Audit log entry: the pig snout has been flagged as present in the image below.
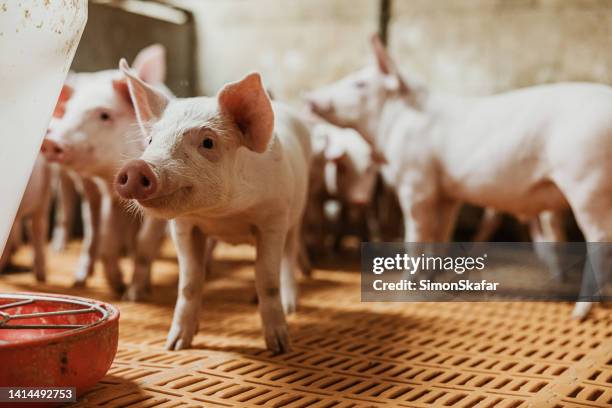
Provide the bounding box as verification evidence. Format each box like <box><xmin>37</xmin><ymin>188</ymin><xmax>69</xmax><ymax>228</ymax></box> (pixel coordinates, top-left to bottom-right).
<box><xmin>115</xmin><ymin>160</ymin><xmax>158</xmax><ymax>200</ymax></box>
<box><xmin>41</xmin><ymin>139</ymin><xmax>68</xmax><ymax>163</ymax></box>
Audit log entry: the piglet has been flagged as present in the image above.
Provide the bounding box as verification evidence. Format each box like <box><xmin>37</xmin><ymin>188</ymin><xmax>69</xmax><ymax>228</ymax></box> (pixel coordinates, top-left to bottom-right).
<box><xmin>115</xmin><ymin>61</ymin><xmax>311</xmax><ymax>353</ymax></box>
<box><xmin>305</xmin><ymin>124</ymin><xmax>381</xmax><ymax>253</ymax></box>
<box><xmin>308</xmin><ymin>35</ymin><xmax>612</xmax><ymax>318</ymax></box>
<box><xmin>42</xmin><ymin>45</ymin><xmax>169</xmax><ymax>299</ymax></box>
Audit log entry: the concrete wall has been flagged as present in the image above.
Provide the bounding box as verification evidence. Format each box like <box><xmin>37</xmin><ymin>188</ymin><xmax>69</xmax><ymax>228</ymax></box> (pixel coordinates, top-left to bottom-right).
<box><xmin>78</xmin><ymin>1</ymin><xmax>612</xmax><ymax>101</ymax></box>
<box><xmin>166</xmin><ymin>0</ymin><xmax>378</xmax><ymax>102</ymax></box>
<box><xmin>73</xmin><ymin>1</ymin><xmax>196</xmax><ymax>97</ymax></box>
<box><xmin>390</xmin><ymin>0</ymin><xmax>612</xmax><ymax>95</ymax></box>
<box><xmin>163</xmin><ymin>0</ymin><xmax>612</xmax><ymax>100</ymax></box>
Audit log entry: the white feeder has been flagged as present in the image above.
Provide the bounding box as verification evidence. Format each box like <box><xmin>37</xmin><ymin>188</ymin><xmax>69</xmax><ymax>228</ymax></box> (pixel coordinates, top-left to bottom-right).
<box><xmin>0</xmin><ymin>0</ymin><xmax>87</xmax><ymax>253</ymax></box>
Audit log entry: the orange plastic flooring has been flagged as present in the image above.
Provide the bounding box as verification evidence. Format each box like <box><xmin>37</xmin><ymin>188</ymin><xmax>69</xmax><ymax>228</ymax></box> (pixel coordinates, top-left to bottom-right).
<box><xmin>0</xmin><ymin>241</ymin><xmax>610</xmax><ymax>407</ymax></box>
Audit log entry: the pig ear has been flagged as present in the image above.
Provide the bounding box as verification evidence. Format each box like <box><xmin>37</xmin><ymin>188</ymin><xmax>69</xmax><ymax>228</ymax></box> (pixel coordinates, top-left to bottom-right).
<box><xmin>53</xmin><ymin>84</ymin><xmax>74</xmax><ymax>118</ymax></box>
<box><xmin>119</xmin><ymin>58</ymin><xmax>170</xmax><ymax>133</ymax></box>
<box><xmin>132</xmin><ymin>44</ymin><xmax>166</xmax><ymax>84</ymax></box>
<box><xmin>112</xmin><ymin>78</ymin><xmax>132</xmax><ymax>107</ymax></box>
<box><xmin>370</xmin><ymin>34</ymin><xmax>409</xmax><ymax>94</ymax></box>
<box><xmin>218</xmin><ymin>72</ymin><xmax>274</xmax><ymax>154</ymax></box>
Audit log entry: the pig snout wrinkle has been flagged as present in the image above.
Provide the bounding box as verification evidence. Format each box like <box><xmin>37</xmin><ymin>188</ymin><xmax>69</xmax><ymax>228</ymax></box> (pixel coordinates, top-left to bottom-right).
<box><xmin>115</xmin><ymin>160</ymin><xmax>158</xmax><ymax>200</ymax></box>
<box><xmin>41</xmin><ymin>139</ymin><xmax>67</xmax><ymax>163</ymax></box>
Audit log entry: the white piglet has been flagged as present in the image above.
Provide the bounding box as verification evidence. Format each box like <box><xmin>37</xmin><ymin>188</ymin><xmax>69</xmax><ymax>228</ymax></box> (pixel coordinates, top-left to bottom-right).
<box><xmin>42</xmin><ymin>45</ymin><xmax>169</xmax><ymax>299</ymax></box>
<box><xmin>307</xmin><ymin>35</ymin><xmax>612</xmax><ymax>319</ymax></box>
<box><xmin>115</xmin><ymin>61</ymin><xmax>311</xmax><ymax>353</ymax></box>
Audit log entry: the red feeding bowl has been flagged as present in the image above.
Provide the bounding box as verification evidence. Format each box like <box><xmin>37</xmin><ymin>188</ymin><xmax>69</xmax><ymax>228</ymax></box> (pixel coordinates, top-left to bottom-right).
<box><xmin>0</xmin><ymin>293</ymin><xmax>119</xmax><ymax>407</ymax></box>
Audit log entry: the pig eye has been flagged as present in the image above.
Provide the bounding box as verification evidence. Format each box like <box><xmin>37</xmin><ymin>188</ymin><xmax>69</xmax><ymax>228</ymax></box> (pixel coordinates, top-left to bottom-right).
<box><xmin>99</xmin><ymin>112</ymin><xmax>111</xmax><ymax>121</ymax></box>
<box><xmin>146</xmin><ymin>136</ymin><xmax>152</xmax><ymax>145</ymax></box>
<box><xmin>202</xmin><ymin>138</ymin><xmax>214</xmax><ymax>149</ymax></box>
<box><xmin>355</xmin><ymin>81</ymin><xmax>367</xmax><ymax>89</ymax></box>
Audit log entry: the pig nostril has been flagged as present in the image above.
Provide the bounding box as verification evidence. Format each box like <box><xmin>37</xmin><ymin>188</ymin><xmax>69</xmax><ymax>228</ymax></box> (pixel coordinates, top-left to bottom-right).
<box><xmin>53</xmin><ymin>147</ymin><xmax>62</xmax><ymax>154</ymax></box>
<box><xmin>141</xmin><ymin>176</ymin><xmax>151</xmax><ymax>188</ymax></box>
<box><xmin>118</xmin><ymin>173</ymin><xmax>128</xmax><ymax>185</ymax></box>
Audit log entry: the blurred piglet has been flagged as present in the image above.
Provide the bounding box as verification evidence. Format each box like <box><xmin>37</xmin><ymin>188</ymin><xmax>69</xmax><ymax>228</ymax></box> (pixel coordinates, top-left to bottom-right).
<box><xmin>305</xmin><ymin>124</ymin><xmax>382</xmax><ymax>254</ymax></box>
<box><xmin>115</xmin><ymin>62</ymin><xmax>311</xmax><ymax>353</ymax></box>
<box><xmin>0</xmin><ymin>155</ymin><xmax>53</xmax><ymax>281</ymax></box>
<box><xmin>307</xmin><ymin>34</ymin><xmax>612</xmax><ymax>319</ymax></box>
<box><xmin>42</xmin><ymin>45</ymin><xmax>169</xmax><ymax>300</ymax></box>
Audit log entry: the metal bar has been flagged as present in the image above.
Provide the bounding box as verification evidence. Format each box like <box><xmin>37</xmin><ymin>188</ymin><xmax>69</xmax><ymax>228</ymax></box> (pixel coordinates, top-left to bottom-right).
<box><xmin>10</xmin><ymin>308</ymin><xmax>97</xmax><ymax>320</ymax></box>
<box><xmin>0</xmin><ymin>324</ymin><xmax>85</xmax><ymax>329</ymax></box>
<box><xmin>378</xmin><ymin>0</ymin><xmax>392</xmax><ymax>45</ymax></box>
<box><xmin>0</xmin><ymin>294</ymin><xmax>111</xmax><ymax>332</ymax></box>
<box><xmin>0</xmin><ymin>299</ymin><xmax>34</xmax><ymax>310</ymax></box>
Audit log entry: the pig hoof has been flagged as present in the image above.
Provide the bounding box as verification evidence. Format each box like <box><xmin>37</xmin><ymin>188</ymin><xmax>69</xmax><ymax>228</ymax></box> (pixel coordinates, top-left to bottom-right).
<box><xmin>35</xmin><ymin>273</ymin><xmax>46</xmax><ymax>283</ymax></box>
<box><xmin>572</xmin><ymin>302</ymin><xmax>593</xmax><ymax>320</ymax></box>
<box><xmin>165</xmin><ymin>326</ymin><xmax>196</xmax><ymax>351</ymax></box>
<box><xmin>264</xmin><ymin>324</ymin><xmax>291</xmax><ymax>354</ymax></box>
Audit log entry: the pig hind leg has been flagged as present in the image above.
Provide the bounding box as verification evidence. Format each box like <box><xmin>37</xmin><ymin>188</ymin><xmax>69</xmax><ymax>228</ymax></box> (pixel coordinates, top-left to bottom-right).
<box><xmin>298</xmin><ymin>239</ymin><xmax>312</xmax><ymax>278</ymax></box>
<box><xmin>203</xmin><ymin>238</ymin><xmax>217</xmax><ymax>277</ymax></box>
<box><xmin>473</xmin><ymin>208</ymin><xmax>504</xmax><ymax>242</ymax></box>
<box><xmin>558</xmin><ymin>179</ymin><xmax>612</xmax><ymax>319</ymax></box>
<box><xmin>436</xmin><ymin>199</ymin><xmax>460</xmax><ymax>242</ymax></box>
<box><xmin>529</xmin><ymin>211</ymin><xmax>567</xmax><ymax>281</ymax></box>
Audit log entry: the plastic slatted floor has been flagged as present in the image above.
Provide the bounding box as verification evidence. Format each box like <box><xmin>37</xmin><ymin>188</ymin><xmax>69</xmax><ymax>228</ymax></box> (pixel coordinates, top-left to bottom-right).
<box><xmin>0</xmin><ymin>242</ymin><xmax>610</xmax><ymax>407</ymax></box>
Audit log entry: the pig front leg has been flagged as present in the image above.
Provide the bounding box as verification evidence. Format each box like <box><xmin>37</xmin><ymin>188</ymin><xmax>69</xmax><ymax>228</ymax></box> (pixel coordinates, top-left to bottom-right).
<box><xmin>29</xmin><ymin>188</ymin><xmax>52</xmax><ymax>282</ymax></box>
<box><xmin>51</xmin><ymin>169</ymin><xmax>77</xmax><ymax>252</ymax></box>
<box><xmin>397</xmin><ymin>182</ymin><xmax>439</xmax><ymax>243</ymax></box>
<box><xmin>397</xmin><ymin>182</ymin><xmax>442</xmax><ymax>279</ymax></box>
<box><xmin>97</xmin><ymin>196</ymin><xmax>127</xmax><ymax>294</ymax></box>
<box><xmin>166</xmin><ymin>220</ymin><xmax>208</xmax><ymax>350</ymax></box>
<box><xmin>124</xmin><ymin>217</ymin><xmax>167</xmax><ymax>302</ymax></box>
<box><xmin>31</xmin><ymin>162</ymin><xmax>53</xmax><ymax>282</ymax></box>
<box><xmin>254</xmin><ymin>224</ymin><xmax>291</xmax><ymax>354</ymax></box>
<box><xmin>74</xmin><ymin>178</ymin><xmax>101</xmax><ymax>286</ymax></box>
